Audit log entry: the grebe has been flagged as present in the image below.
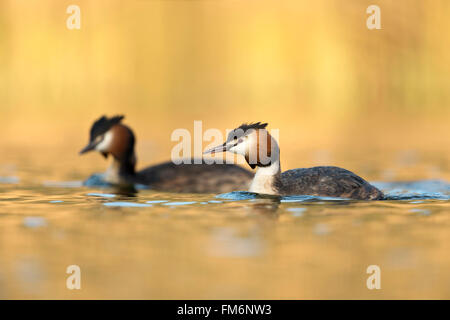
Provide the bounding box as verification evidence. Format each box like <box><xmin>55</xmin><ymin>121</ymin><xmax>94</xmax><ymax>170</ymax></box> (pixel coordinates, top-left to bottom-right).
<box><xmin>79</xmin><ymin>115</ymin><xmax>252</xmax><ymax>193</ymax></box>
<box><xmin>204</xmin><ymin>122</ymin><xmax>384</xmax><ymax>200</ymax></box>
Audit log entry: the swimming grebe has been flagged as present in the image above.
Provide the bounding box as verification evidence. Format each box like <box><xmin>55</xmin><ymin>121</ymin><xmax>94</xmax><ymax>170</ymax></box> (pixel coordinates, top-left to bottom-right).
<box><xmin>204</xmin><ymin>122</ymin><xmax>384</xmax><ymax>200</ymax></box>
<box><xmin>79</xmin><ymin>115</ymin><xmax>253</xmax><ymax>193</ymax></box>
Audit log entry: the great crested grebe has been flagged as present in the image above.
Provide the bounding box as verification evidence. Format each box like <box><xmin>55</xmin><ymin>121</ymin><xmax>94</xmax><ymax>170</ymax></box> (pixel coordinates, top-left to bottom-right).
<box><xmin>204</xmin><ymin>122</ymin><xmax>384</xmax><ymax>200</ymax></box>
<box><xmin>79</xmin><ymin>115</ymin><xmax>252</xmax><ymax>193</ymax></box>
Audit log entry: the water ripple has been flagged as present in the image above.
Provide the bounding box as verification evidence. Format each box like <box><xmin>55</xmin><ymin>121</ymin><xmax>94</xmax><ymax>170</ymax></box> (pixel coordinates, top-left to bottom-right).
<box><xmin>103</xmin><ymin>202</ymin><xmax>152</xmax><ymax>208</ymax></box>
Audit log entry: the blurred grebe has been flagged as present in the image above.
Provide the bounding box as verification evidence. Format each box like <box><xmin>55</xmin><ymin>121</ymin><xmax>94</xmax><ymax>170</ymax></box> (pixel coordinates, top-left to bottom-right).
<box><xmin>79</xmin><ymin>115</ymin><xmax>252</xmax><ymax>193</ymax></box>
<box><xmin>204</xmin><ymin>122</ymin><xmax>384</xmax><ymax>200</ymax></box>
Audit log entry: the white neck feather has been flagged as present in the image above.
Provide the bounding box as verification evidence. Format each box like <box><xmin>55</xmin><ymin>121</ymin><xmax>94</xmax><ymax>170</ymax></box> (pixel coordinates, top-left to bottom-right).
<box><xmin>103</xmin><ymin>152</ymin><xmax>136</xmax><ymax>185</ymax></box>
<box><xmin>249</xmin><ymin>159</ymin><xmax>281</xmax><ymax>195</ymax></box>
<box><xmin>104</xmin><ymin>158</ymin><xmax>123</xmax><ymax>184</ymax></box>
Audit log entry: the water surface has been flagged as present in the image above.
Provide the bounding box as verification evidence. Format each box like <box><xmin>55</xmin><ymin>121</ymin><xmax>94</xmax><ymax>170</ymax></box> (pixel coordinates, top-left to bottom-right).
<box><xmin>1</xmin><ymin>163</ymin><xmax>449</xmax><ymax>299</ymax></box>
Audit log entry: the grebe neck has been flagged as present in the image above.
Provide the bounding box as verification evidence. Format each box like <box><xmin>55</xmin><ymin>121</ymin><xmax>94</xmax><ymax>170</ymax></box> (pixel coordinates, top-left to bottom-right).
<box><xmin>249</xmin><ymin>159</ymin><xmax>281</xmax><ymax>195</ymax></box>
<box><xmin>104</xmin><ymin>153</ymin><xmax>136</xmax><ymax>185</ymax></box>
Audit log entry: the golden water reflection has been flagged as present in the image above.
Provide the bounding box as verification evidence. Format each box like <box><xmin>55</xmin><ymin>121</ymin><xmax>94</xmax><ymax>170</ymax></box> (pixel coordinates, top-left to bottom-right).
<box><xmin>0</xmin><ymin>172</ymin><xmax>449</xmax><ymax>299</ymax></box>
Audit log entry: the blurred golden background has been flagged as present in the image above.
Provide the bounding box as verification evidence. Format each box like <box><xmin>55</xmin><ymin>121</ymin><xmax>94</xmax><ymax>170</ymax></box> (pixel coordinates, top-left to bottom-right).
<box><xmin>0</xmin><ymin>0</ymin><xmax>449</xmax><ymax>180</ymax></box>
<box><xmin>1</xmin><ymin>1</ymin><xmax>450</xmax><ymax>300</ymax></box>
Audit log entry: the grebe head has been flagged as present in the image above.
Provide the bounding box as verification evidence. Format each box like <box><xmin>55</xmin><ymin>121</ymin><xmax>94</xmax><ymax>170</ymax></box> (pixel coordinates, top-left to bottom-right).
<box><xmin>79</xmin><ymin>115</ymin><xmax>135</xmax><ymax>161</ymax></box>
<box><xmin>204</xmin><ymin>122</ymin><xmax>279</xmax><ymax>169</ymax></box>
